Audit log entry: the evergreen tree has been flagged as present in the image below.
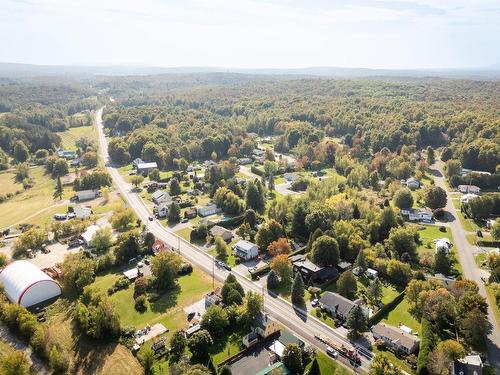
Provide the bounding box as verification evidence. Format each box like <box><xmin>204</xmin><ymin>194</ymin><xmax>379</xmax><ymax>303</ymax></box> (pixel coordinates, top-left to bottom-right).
<box><xmin>267</xmin><ymin>269</ymin><xmax>280</xmax><ymax>289</ymax></box>
<box><xmin>245</xmin><ymin>180</ymin><xmax>265</xmax><ymax>212</ymax></box>
<box><xmin>354</xmin><ymin>249</ymin><xmax>367</xmax><ymax>271</ymax></box>
<box><xmin>352</xmin><ymin>203</ymin><xmax>361</xmax><ymax>219</ymax></box>
<box><xmin>291</xmin><ymin>272</ymin><xmax>305</xmax><ymax>306</ymax></box>
<box><xmin>219</xmin><ymin>365</ymin><xmax>232</xmax><ymax>375</ymax></box>
<box><xmin>366</xmin><ymin>277</ymin><xmax>383</xmax><ymax>306</ymax></box>
<box><xmin>346</xmin><ymin>304</ymin><xmax>368</xmax><ymax>339</ymax></box>
<box><xmin>307</xmin><ymin>356</ymin><xmax>321</xmax><ymax>375</ymax></box>
<box><xmin>426</xmin><ymin>146</ymin><xmax>435</xmax><ymax>165</ymax></box>
<box><xmin>207</xmin><ymin>357</ymin><xmax>216</xmax><ymax>375</ymax></box>
<box><xmin>54</xmin><ymin>176</ymin><xmax>63</xmax><ymax>200</ymax></box>
<box><xmin>268</xmin><ymin>173</ymin><xmax>275</xmax><ymax>191</ymax></box>
<box><xmin>434</xmin><ymin>250</ymin><xmax>451</xmax><ymax>275</ymax></box>
<box><xmin>168</xmin><ymin>202</ymin><xmax>181</xmax><ymax>223</ymax></box>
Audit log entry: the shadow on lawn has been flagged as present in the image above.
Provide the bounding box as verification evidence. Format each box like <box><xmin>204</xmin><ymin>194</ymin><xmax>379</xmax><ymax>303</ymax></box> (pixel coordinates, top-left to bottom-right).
<box><xmin>149</xmin><ymin>284</ymin><xmax>181</xmax><ymax>313</ymax></box>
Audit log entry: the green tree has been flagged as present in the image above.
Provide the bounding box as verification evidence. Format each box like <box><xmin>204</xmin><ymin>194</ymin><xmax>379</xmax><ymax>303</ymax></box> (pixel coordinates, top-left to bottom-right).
<box><xmin>307</xmin><ymin>356</ymin><xmax>320</xmax><ymax>375</ymax></box>
<box><xmin>114</xmin><ymin>231</ymin><xmax>140</xmax><ymax>264</ymax></box>
<box><xmin>169</xmin><ymin>330</ymin><xmax>187</xmax><ymax>358</ymax></box>
<box><xmin>270</xmin><ymin>254</ymin><xmax>292</xmax><ymax>282</ymax></box>
<box><xmin>219</xmin><ymin>365</ymin><xmax>232</xmax><ymax>375</ymax></box>
<box><xmin>139</xmin><ymin>347</ymin><xmax>155</xmax><ymax>375</ymax></box>
<box><xmin>426</xmin><ymin>146</ymin><xmax>435</xmax><ymax>165</ymax></box>
<box><xmin>15</xmin><ymin>162</ymin><xmax>29</xmax><ymax>182</ymax></box>
<box><xmin>92</xmin><ymin>227</ymin><xmax>113</xmax><ymax>252</ymax></box>
<box><xmin>60</xmin><ymin>253</ymin><xmax>96</xmax><ymax>296</ymax></box>
<box><xmin>459</xmin><ymin>308</ymin><xmax>490</xmax><ymax>351</ymax></box>
<box><xmin>245</xmin><ymin>180</ymin><xmax>265</xmax><ymax>212</ymax></box>
<box><xmin>53</xmin><ymin>176</ymin><xmax>63</xmax><ymax>200</ymax></box>
<box><xmin>170</xmin><ymin>177</ymin><xmax>182</xmax><ymax>195</ymax></box>
<box><xmin>130</xmin><ymin>174</ymin><xmax>144</xmax><ymax>189</ymax></box>
<box><xmin>244</xmin><ymin>291</ymin><xmax>263</xmax><ymax>321</ymax></box>
<box><xmin>444</xmin><ymin>159</ymin><xmax>461</xmax><ymax>178</ymax></box>
<box><xmin>369</xmin><ymin>353</ymin><xmax>402</xmax><ymax>375</ymax></box>
<box><xmin>256</xmin><ymin>220</ymin><xmax>285</xmax><ymax>252</ymax></box>
<box><xmin>13</xmin><ymin>140</ymin><xmax>29</xmax><ymax>163</ymax></box>
<box><xmin>214</xmin><ymin>236</ymin><xmax>229</xmax><ymax>258</ymax></box>
<box><xmin>386</xmin><ymin>259</ymin><xmax>412</xmax><ymax>285</ymax></box>
<box><xmin>0</xmin><ymin>351</ymin><xmax>31</xmax><ymax>375</ymax></box>
<box><xmin>48</xmin><ymin>345</ymin><xmax>69</xmax><ymax>374</ymax></box>
<box><xmin>366</xmin><ymin>277</ymin><xmax>383</xmax><ymax>306</ymax></box>
<box><xmin>337</xmin><ymin>271</ymin><xmax>357</xmax><ymax>300</ymax></box>
<box><xmin>150</xmin><ymin>251</ymin><xmax>181</xmax><ymax>290</ymax></box>
<box><xmin>168</xmin><ymin>202</ymin><xmax>181</xmax><ymax>223</ymax></box>
<box><xmin>387</xmin><ymin>226</ymin><xmax>417</xmax><ymax>258</ymax></box>
<box><xmin>13</xmin><ymin>227</ymin><xmax>46</xmax><ymax>257</ymax></box>
<box><xmin>491</xmin><ymin>219</ymin><xmax>500</xmax><ymax>240</ymax></box>
<box><xmin>148</xmin><ymin>168</ymin><xmax>160</xmax><ymax>181</ymax></box>
<box><xmin>52</xmin><ymin>158</ymin><xmax>69</xmax><ymax>178</ymax></box>
<box><xmin>434</xmin><ymin>250</ymin><xmax>451</xmax><ymax>275</ymax></box>
<box><xmin>378</xmin><ymin>206</ymin><xmax>398</xmax><ymax>240</ymax></box>
<box><xmin>267</xmin><ymin>269</ymin><xmax>280</xmax><ymax>289</ymax></box>
<box><xmin>441</xmin><ymin>148</ymin><xmax>453</xmax><ymax>162</ymax></box>
<box><xmin>427</xmin><ymin>340</ymin><xmax>465</xmax><ymax>375</ymax></box>
<box><xmin>111</xmin><ymin>208</ymin><xmax>136</xmax><ymax>231</ymax></box>
<box><xmin>291</xmin><ymin>200</ymin><xmax>310</xmax><ymax>239</ymax></box>
<box><xmin>188</xmin><ymin>330</ymin><xmax>213</xmax><ymax>361</ymax></box>
<box><xmin>354</xmin><ymin>249</ymin><xmax>367</xmax><ymax>271</ymax></box>
<box><xmin>291</xmin><ymin>273</ymin><xmax>305</xmax><ymax>306</ymax></box>
<box><xmin>393</xmin><ymin>188</ymin><xmax>414</xmax><ymax>209</ymax></box>
<box><xmin>310</xmin><ymin>235</ymin><xmax>339</xmax><ymax>267</ymax></box>
<box><xmin>424</xmin><ymin>186</ymin><xmax>447</xmax><ymax>210</ymax></box>
<box><xmin>201</xmin><ymin>305</ymin><xmax>229</xmax><ymax>336</ymax></box>
<box><xmin>346</xmin><ymin>304</ymin><xmax>367</xmax><ymax>339</ymax></box>
<box><xmin>282</xmin><ymin>344</ymin><xmax>303</xmax><ymax>375</ymax></box>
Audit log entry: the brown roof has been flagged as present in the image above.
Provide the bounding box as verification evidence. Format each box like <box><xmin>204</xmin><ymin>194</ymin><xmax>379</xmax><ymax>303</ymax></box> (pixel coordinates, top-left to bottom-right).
<box><xmin>372</xmin><ymin>323</ymin><xmax>419</xmax><ymax>350</ymax></box>
<box><xmin>210</xmin><ymin>225</ymin><xmax>232</xmax><ymax>237</ymax></box>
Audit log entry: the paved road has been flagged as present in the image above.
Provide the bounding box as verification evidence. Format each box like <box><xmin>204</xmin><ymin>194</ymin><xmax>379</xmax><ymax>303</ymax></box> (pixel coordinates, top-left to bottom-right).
<box><xmin>431</xmin><ymin>162</ymin><xmax>500</xmax><ymax>370</ymax></box>
<box><xmin>95</xmin><ymin>107</ymin><xmax>372</xmax><ymax>373</ymax></box>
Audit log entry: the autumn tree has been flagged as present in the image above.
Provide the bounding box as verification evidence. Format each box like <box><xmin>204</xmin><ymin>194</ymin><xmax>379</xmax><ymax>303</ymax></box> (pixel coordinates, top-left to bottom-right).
<box><xmin>267</xmin><ymin>237</ymin><xmax>291</xmax><ymax>257</ymax></box>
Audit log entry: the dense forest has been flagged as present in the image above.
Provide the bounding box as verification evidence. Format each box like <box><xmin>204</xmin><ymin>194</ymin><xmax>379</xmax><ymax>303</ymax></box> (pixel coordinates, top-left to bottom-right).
<box><xmin>99</xmin><ymin>77</ymin><xmax>499</xmax><ymax>174</ymax></box>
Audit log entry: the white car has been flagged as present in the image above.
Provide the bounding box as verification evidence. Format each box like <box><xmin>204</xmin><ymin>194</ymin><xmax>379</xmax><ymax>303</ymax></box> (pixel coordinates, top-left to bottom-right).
<box><xmin>326</xmin><ymin>346</ymin><xmax>338</xmax><ymax>358</ymax></box>
<box><xmin>311</xmin><ymin>298</ymin><xmax>319</xmax><ymax>307</ymax></box>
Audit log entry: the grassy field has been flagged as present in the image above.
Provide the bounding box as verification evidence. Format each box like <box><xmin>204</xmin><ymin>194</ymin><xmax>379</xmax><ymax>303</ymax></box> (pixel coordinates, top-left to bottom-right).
<box><xmin>59</xmin><ymin>125</ymin><xmax>97</xmax><ymax>150</ymax></box>
<box><xmin>0</xmin><ymin>167</ymin><xmax>73</xmax><ymax>229</ymax></box>
<box><xmin>304</xmin><ymin>352</ymin><xmax>352</xmax><ymax>375</ymax></box>
<box><xmin>486</xmin><ymin>285</ymin><xmax>500</xmax><ymax>330</ymax></box>
<box><xmin>92</xmin><ymin>268</ymin><xmax>216</xmax><ymax>328</ymax></box>
<box><xmin>381</xmin><ymin>297</ymin><xmax>420</xmax><ymax>335</ymax></box>
<box><xmin>44</xmin><ymin>300</ymin><xmax>142</xmax><ymax>375</ymax></box>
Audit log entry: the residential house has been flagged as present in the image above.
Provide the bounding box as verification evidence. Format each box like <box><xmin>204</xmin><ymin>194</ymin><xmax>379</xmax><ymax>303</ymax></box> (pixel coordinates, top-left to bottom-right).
<box><xmin>458</xmin><ymin>185</ymin><xmax>481</xmax><ymax>194</ymax></box>
<box><xmin>205</xmin><ymin>288</ymin><xmax>223</xmax><ymax>307</ymax></box>
<box><xmin>152</xmin><ymin>240</ymin><xmax>171</xmax><ymax>255</ymax></box>
<box><xmin>151</xmin><ymin>190</ymin><xmax>172</xmax><ymax>205</ymax></box>
<box><xmin>154</xmin><ymin>202</ymin><xmax>169</xmax><ymax>218</ymax></box>
<box><xmin>318</xmin><ymin>292</ymin><xmax>367</xmax><ymax>321</ymax></box>
<box><xmin>123</xmin><ymin>268</ymin><xmax>141</xmax><ymax>281</ymax></box>
<box><xmin>132</xmin><ymin>158</ymin><xmax>144</xmax><ymax>167</ymax></box>
<box><xmin>401</xmin><ymin>208</ymin><xmax>433</xmax><ymax>222</ymax></box>
<box><xmin>136</xmin><ymin>162</ymin><xmax>158</xmax><ymax>176</ymax></box>
<box><xmin>283</xmin><ymin>172</ymin><xmax>299</xmax><ymax>182</ymax></box>
<box><xmin>277</xmin><ymin>330</ymin><xmax>305</xmax><ymax>350</ymax></box>
<box><xmin>238</xmin><ymin>157</ymin><xmax>252</xmax><ymax>165</ymax></box>
<box><xmin>209</xmin><ymin>225</ymin><xmax>233</xmax><ymax>242</ymax></box>
<box><xmin>80</xmin><ymin>225</ymin><xmax>100</xmax><ymax>246</ymax></box>
<box><xmin>74</xmin><ymin>205</ymin><xmax>92</xmax><ymax>219</ymax></box>
<box><xmin>453</xmin><ymin>355</ymin><xmax>483</xmax><ymax>375</ymax></box>
<box><xmin>406</xmin><ymin>177</ymin><xmax>420</xmax><ymax>190</ymax></box>
<box><xmin>427</xmin><ymin>273</ymin><xmax>455</xmax><ymax>290</ymax></box>
<box><xmin>371</xmin><ymin>322</ymin><xmax>420</xmax><ymax>354</ymax></box>
<box><xmin>198</xmin><ymin>204</ymin><xmax>222</xmax><ymax>217</ymax></box>
<box><xmin>460</xmin><ymin>169</ymin><xmax>491</xmax><ymax>177</ymax></box>
<box><xmin>56</xmin><ymin>149</ymin><xmax>76</xmax><ymax>159</ymax></box>
<box><xmin>435</xmin><ymin>238</ymin><xmax>452</xmax><ymax>254</ymax></box>
<box><xmin>75</xmin><ymin>189</ymin><xmax>100</xmax><ymax>201</ymax></box>
<box><xmin>460</xmin><ymin>193</ymin><xmax>479</xmax><ymax>205</ymax></box>
<box><xmin>290</xmin><ymin>254</ymin><xmax>339</xmax><ymax>283</ymax></box>
<box><xmin>366</xmin><ymin>268</ymin><xmax>379</xmax><ymax>279</ymax></box>
<box><xmin>252</xmin><ymin>313</ymin><xmax>280</xmax><ymax>338</ymax></box>
<box><xmin>233</xmin><ymin>240</ymin><xmax>259</xmax><ymax>260</ymax></box>
<box><xmin>337</xmin><ymin>261</ymin><xmax>352</xmax><ymax>273</ymax></box>
<box><xmin>184</xmin><ymin>207</ymin><xmax>197</xmax><ymax>219</ymax></box>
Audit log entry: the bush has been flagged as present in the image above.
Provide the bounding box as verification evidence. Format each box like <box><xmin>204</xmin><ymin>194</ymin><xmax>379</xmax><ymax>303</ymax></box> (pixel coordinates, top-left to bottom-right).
<box><xmin>134</xmin><ymin>295</ymin><xmax>148</xmax><ymax>312</ymax></box>
<box><xmin>315</xmin><ymin>310</ymin><xmax>322</xmax><ymax>318</ymax></box>
<box><xmin>114</xmin><ymin>277</ymin><xmax>131</xmax><ymax>290</ymax></box>
<box><xmin>439</xmin><ymin>226</ymin><xmax>447</xmax><ymax>233</ymax></box>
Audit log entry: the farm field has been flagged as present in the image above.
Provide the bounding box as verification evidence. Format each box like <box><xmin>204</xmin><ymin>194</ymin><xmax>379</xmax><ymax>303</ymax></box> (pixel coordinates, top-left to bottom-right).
<box><xmin>59</xmin><ymin>125</ymin><xmax>97</xmax><ymax>150</ymax></box>
<box><xmin>0</xmin><ymin>167</ymin><xmax>72</xmax><ymax>229</ymax></box>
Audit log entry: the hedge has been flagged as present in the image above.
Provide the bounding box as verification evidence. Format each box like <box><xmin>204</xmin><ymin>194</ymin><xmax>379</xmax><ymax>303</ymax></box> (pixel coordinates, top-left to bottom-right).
<box><xmin>416</xmin><ymin>317</ymin><xmax>437</xmax><ymax>375</ymax></box>
<box><xmin>367</xmin><ymin>291</ymin><xmax>405</xmax><ymax>326</ymax></box>
<box><xmin>217</xmin><ymin>214</ymin><xmax>245</xmax><ymax>229</ymax></box>
<box><xmin>251</xmin><ymin>166</ymin><xmax>265</xmax><ymax>177</ymax></box>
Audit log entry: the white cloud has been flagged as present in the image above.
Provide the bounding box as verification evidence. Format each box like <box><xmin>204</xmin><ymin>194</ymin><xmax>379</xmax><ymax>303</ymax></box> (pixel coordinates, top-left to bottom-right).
<box><xmin>0</xmin><ymin>0</ymin><xmax>498</xmax><ymax>68</ymax></box>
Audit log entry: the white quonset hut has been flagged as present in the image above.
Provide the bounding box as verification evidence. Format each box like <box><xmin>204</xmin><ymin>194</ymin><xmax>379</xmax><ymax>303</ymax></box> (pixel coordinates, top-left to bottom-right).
<box><xmin>0</xmin><ymin>261</ymin><xmax>62</xmax><ymax>308</ymax></box>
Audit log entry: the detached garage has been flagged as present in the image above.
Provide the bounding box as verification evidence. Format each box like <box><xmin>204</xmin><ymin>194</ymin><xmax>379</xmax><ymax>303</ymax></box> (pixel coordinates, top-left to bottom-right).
<box><xmin>0</xmin><ymin>261</ymin><xmax>62</xmax><ymax>308</ymax></box>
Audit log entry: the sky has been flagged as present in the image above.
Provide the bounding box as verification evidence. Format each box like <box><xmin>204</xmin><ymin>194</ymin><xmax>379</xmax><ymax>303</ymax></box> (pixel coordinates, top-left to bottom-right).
<box><xmin>1</xmin><ymin>0</ymin><xmax>499</xmax><ymax>69</ymax></box>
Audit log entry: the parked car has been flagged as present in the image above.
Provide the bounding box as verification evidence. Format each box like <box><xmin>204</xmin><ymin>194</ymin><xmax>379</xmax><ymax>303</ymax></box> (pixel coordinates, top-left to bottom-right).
<box><xmin>311</xmin><ymin>299</ymin><xmax>319</xmax><ymax>307</ymax></box>
<box><xmin>68</xmin><ymin>239</ymin><xmax>84</xmax><ymax>248</ymax></box>
<box><xmin>181</xmin><ymin>218</ymin><xmax>189</xmax><ymax>223</ymax></box>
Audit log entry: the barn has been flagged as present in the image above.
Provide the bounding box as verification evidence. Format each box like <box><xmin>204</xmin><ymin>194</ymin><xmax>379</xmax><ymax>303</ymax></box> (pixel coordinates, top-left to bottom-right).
<box><xmin>0</xmin><ymin>261</ymin><xmax>62</xmax><ymax>308</ymax></box>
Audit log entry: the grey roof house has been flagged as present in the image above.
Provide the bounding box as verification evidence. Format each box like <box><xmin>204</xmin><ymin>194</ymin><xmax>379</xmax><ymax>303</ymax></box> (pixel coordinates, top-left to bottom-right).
<box><xmin>318</xmin><ymin>292</ymin><xmax>366</xmax><ymax>321</ymax></box>
<box><xmin>371</xmin><ymin>322</ymin><xmax>420</xmax><ymax>354</ymax></box>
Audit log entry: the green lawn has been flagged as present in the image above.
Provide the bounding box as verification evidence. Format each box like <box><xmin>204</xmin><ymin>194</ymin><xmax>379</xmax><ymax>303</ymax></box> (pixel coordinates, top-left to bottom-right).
<box><xmin>304</xmin><ymin>352</ymin><xmax>351</xmax><ymax>375</ymax></box>
<box><xmin>59</xmin><ymin>125</ymin><xmax>97</xmax><ymax>150</ymax></box>
<box><xmin>475</xmin><ymin>253</ymin><xmax>488</xmax><ymax>268</ymax></box>
<box><xmin>372</xmin><ymin>347</ymin><xmax>414</xmax><ymax>374</ymax></box>
<box><xmin>486</xmin><ymin>285</ymin><xmax>500</xmax><ymax>330</ymax></box>
<box><xmin>175</xmin><ymin>227</ymin><xmax>192</xmax><ymax>241</ymax></box>
<box><xmin>0</xmin><ymin>167</ymin><xmax>73</xmax><ymax>229</ymax></box>
<box><xmin>381</xmin><ymin>297</ymin><xmax>420</xmax><ymax>335</ymax></box>
<box><xmin>92</xmin><ymin>268</ymin><xmax>216</xmax><ymax>328</ymax></box>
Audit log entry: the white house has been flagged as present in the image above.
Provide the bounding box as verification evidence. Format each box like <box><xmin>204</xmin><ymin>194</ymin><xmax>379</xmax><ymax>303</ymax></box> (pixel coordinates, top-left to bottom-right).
<box><xmin>0</xmin><ymin>261</ymin><xmax>62</xmax><ymax>308</ymax></box>
<box><xmin>460</xmin><ymin>193</ymin><xmax>479</xmax><ymax>205</ymax></box>
<box><xmin>458</xmin><ymin>185</ymin><xmax>481</xmax><ymax>194</ymax></box>
<box><xmin>136</xmin><ymin>162</ymin><xmax>158</xmax><ymax>176</ymax></box>
<box><xmin>233</xmin><ymin>240</ymin><xmax>259</xmax><ymax>260</ymax></box>
<box><xmin>435</xmin><ymin>238</ymin><xmax>452</xmax><ymax>254</ymax></box>
<box><xmin>151</xmin><ymin>190</ymin><xmax>172</xmax><ymax>205</ymax></box>
<box><xmin>366</xmin><ymin>268</ymin><xmax>378</xmax><ymax>279</ymax></box>
<box><xmin>74</xmin><ymin>205</ymin><xmax>92</xmax><ymax>219</ymax></box>
<box><xmin>75</xmin><ymin>189</ymin><xmax>100</xmax><ymax>201</ymax></box>
<box><xmin>154</xmin><ymin>202</ymin><xmax>169</xmax><ymax>218</ymax></box>
<box><xmin>80</xmin><ymin>225</ymin><xmax>100</xmax><ymax>246</ymax></box>
<box><xmin>372</xmin><ymin>323</ymin><xmax>420</xmax><ymax>355</ymax></box>
<box><xmin>401</xmin><ymin>208</ymin><xmax>433</xmax><ymax>222</ymax></box>
<box><xmin>198</xmin><ymin>204</ymin><xmax>222</xmax><ymax>217</ymax></box>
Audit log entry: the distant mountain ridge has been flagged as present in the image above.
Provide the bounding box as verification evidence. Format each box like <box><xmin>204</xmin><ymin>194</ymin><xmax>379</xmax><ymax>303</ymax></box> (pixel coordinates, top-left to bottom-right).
<box><xmin>0</xmin><ymin>62</ymin><xmax>499</xmax><ymax>80</ymax></box>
